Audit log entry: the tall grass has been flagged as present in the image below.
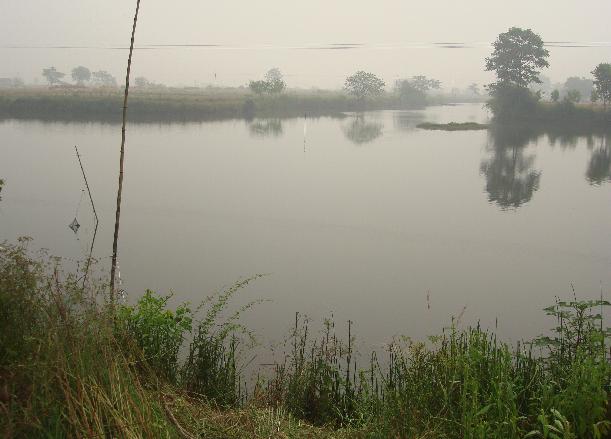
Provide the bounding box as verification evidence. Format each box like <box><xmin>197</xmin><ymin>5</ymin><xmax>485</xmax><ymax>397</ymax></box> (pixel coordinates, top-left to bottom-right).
<box><xmin>0</xmin><ymin>240</ymin><xmax>258</xmax><ymax>437</ymax></box>
<box><xmin>264</xmin><ymin>312</ymin><xmax>610</xmax><ymax>438</ymax></box>
<box><xmin>0</xmin><ymin>238</ymin><xmax>172</xmax><ymax>437</ymax></box>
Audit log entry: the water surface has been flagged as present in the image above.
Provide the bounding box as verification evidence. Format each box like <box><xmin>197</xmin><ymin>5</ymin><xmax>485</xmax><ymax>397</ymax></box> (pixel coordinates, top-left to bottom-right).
<box><xmin>1</xmin><ymin>104</ymin><xmax>610</xmax><ymax>352</ymax></box>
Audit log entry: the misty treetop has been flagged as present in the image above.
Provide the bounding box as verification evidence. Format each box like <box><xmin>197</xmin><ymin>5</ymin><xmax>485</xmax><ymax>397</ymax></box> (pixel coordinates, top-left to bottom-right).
<box><xmin>344</xmin><ymin>71</ymin><xmax>385</xmax><ymax>99</ymax></box>
<box><xmin>566</xmin><ymin>89</ymin><xmax>582</xmax><ymax>104</ymax></box>
<box><xmin>393</xmin><ymin>75</ymin><xmax>441</xmax><ymax>107</ymax></box>
<box><xmin>71</xmin><ymin>66</ymin><xmax>91</xmax><ymax>86</ymax></box>
<box><xmin>264</xmin><ymin>68</ymin><xmax>286</xmax><ymax>92</ymax></box>
<box><xmin>564</xmin><ymin>77</ymin><xmax>593</xmax><ymax>101</ymax></box>
<box><xmin>592</xmin><ymin>63</ymin><xmax>611</xmax><ymax>109</ymax></box>
<box><xmin>485</xmin><ymin>27</ymin><xmax>550</xmax><ymax>89</ymax></box>
<box><xmin>42</xmin><ymin>67</ymin><xmax>66</xmax><ymax>85</ymax></box>
<box><xmin>410</xmin><ymin>75</ymin><xmax>441</xmax><ymax>92</ymax></box>
<box><xmin>248</xmin><ymin>68</ymin><xmax>286</xmax><ymax>95</ymax></box>
<box><xmin>91</xmin><ymin>70</ymin><xmax>117</xmax><ymax>87</ymax></box>
<box><xmin>41</xmin><ymin>66</ymin><xmax>118</xmax><ymax>87</ymax></box>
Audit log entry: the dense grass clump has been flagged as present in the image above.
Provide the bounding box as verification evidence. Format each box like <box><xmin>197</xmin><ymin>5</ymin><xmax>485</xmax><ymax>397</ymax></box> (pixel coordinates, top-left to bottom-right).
<box><xmin>262</xmin><ymin>312</ymin><xmax>610</xmax><ymax>438</ymax></box>
<box><xmin>0</xmin><ymin>240</ymin><xmax>262</xmax><ymax>437</ymax></box>
<box><xmin>0</xmin><ymin>239</ymin><xmax>173</xmax><ymax>437</ymax></box>
<box><xmin>1</xmin><ymin>239</ymin><xmax>610</xmax><ymax>437</ymax></box>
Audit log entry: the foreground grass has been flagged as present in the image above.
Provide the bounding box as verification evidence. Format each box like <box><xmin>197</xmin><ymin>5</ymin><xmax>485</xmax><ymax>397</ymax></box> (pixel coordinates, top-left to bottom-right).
<box><xmin>1</xmin><ymin>239</ymin><xmax>610</xmax><ymax>438</ymax></box>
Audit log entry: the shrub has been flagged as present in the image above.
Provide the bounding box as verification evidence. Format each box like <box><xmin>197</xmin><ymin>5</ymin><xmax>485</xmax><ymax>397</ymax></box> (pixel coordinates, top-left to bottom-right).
<box><xmin>119</xmin><ymin>290</ymin><xmax>192</xmax><ymax>382</ymax></box>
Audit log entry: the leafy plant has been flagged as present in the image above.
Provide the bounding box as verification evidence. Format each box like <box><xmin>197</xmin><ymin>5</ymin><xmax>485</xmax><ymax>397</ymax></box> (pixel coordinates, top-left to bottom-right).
<box><xmin>182</xmin><ymin>275</ymin><xmax>263</xmax><ymax>406</ymax></box>
<box><xmin>524</xmin><ymin>409</ymin><xmax>576</xmax><ymax>439</ymax></box>
<box><xmin>533</xmin><ymin>298</ymin><xmax>611</xmax><ymax>437</ymax></box>
<box><xmin>119</xmin><ymin>290</ymin><xmax>192</xmax><ymax>382</ymax></box>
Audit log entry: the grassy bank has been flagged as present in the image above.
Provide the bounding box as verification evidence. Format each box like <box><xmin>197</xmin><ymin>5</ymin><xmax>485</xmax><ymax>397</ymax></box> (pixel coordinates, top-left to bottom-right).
<box><xmin>0</xmin><ymin>87</ymin><xmax>484</xmax><ymax>123</ymax></box>
<box><xmin>487</xmin><ymin>86</ymin><xmax>611</xmax><ymax>130</ymax></box>
<box><xmin>1</xmin><ymin>239</ymin><xmax>610</xmax><ymax>438</ymax></box>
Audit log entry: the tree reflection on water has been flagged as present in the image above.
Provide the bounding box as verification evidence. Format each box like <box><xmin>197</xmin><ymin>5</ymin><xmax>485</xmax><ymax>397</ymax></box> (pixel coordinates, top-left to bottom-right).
<box><xmin>480</xmin><ymin>125</ymin><xmax>541</xmax><ymax>209</ymax></box>
<box><xmin>586</xmin><ymin>135</ymin><xmax>611</xmax><ymax>185</ymax></box>
<box><xmin>342</xmin><ymin>114</ymin><xmax>383</xmax><ymax>145</ymax></box>
<box><xmin>481</xmin><ymin>124</ymin><xmax>611</xmax><ymax>209</ymax></box>
<box><xmin>248</xmin><ymin>118</ymin><xmax>284</xmax><ymax>138</ymax></box>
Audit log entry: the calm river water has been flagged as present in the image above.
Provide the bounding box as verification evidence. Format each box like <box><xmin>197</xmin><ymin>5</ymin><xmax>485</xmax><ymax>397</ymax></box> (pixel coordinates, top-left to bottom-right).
<box><xmin>1</xmin><ymin>103</ymin><xmax>610</xmax><ymax>352</ymax></box>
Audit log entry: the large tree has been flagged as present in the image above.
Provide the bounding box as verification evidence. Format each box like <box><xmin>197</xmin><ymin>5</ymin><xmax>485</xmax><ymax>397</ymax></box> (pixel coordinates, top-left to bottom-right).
<box><xmin>71</xmin><ymin>66</ymin><xmax>91</xmax><ymax>85</ymax></box>
<box><xmin>485</xmin><ymin>27</ymin><xmax>549</xmax><ymax>89</ymax></box>
<box><xmin>42</xmin><ymin>67</ymin><xmax>65</xmax><ymax>85</ymax></box>
<box><xmin>592</xmin><ymin>63</ymin><xmax>611</xmax><ymax>110</ymax></box>
<box><xmin>344</xmin><ymin>71</ymin><xmax>385</xmax><ymax>100</ymax></box>
<box><xmin>264</xmin><ymin>68</ymin><xmax>286</xmax><ymax>93</ymax></box>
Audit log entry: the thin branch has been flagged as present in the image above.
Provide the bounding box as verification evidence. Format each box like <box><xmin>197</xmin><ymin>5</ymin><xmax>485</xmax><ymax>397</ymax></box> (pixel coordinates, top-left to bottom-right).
<box><xmin>74</xmin><ymin>145</ymin><xmax>99</xmax><ymax>289</ymax></box>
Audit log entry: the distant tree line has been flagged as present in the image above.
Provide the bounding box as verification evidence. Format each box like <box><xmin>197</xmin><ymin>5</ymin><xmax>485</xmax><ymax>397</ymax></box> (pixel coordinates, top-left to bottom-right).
<box><xmin>245</xmin><ymin>67</ymin><xmax>447</xmax><ymax>108</ymax></box>
<box><xmin>22</xmin><ymin>41</ymin><xmax>610</xmax><ymax>118</ymax></box>
<box><xmin>37</xmin><ymin>65</ymin><xmax>177</xmax><ymax>90</ymax></box>
<box><xmin>41</xmin><ymin>66</ymin><xmax>118</xmax><ymax>87</ymax></box>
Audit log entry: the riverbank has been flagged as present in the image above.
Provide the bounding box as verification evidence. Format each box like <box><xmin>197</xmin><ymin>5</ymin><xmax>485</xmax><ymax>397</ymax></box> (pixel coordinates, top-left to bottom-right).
<box><xmin>486</xmin><ymin>88</ymin><xmax>611</xmax><ymax>131</ymax></box>
<box><xmin>0</xmin><ymin>86</ymin><xmax>484</xmax><ymax>123</ymax></box>
<box><xmin>1</xmin><ymin>240</ymin><xmax>609</xmax><ymax>438</ymax></box>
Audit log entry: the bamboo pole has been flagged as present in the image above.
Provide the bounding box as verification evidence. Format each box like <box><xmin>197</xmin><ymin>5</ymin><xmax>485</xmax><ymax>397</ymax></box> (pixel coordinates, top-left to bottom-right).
<box><xmin>110</xmin><ymin>0</ymin><xmax>141</xmax><ymax>308</ymax></box>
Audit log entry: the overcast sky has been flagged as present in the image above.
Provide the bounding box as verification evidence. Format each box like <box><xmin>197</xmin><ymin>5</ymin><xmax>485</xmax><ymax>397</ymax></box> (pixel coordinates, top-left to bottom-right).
<box><xmin>2</xmin><ymin>0</ymin><xmax>611</xmax><ymax>89</ymax></box>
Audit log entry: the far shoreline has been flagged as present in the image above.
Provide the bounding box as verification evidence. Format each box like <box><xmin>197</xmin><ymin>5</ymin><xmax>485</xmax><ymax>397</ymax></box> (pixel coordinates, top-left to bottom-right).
<box><xmin>0</xmin><ymin>86</ymin><xmax>483</xmax><ymax>123</ymax></box>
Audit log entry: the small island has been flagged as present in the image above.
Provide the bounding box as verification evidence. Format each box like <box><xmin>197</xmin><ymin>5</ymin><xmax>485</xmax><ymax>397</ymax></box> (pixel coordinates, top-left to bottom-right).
<box><xmin>417</xmin><ymin>121</ymin><xmax>489</xmax><ymax>131</ymax></box>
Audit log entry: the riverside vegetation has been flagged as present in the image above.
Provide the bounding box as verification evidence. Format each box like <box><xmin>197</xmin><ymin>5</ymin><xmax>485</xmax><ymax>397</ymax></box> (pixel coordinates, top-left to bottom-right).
<box><xmin>1</xmin><ymin>239</ymin><xmax>610</xmax><ymax>438</ymax></box>
<box><xmin>0</xmin><ymin>86</ymin><xmax>483</xmax><ymax>123</ymax></box>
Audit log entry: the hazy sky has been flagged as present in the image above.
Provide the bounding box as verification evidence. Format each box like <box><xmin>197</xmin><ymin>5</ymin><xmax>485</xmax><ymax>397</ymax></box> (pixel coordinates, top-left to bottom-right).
<box><xmin>2</xmin><ymin>0</ymin><xmax>611</xmax><ymax>89</ymax></box>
